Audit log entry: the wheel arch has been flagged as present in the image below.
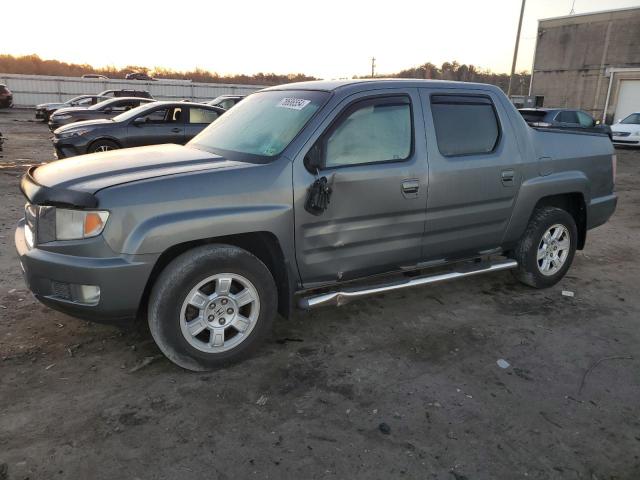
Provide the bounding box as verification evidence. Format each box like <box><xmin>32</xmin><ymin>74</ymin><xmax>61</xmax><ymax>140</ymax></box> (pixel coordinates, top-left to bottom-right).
<box><xmin>87</xmin><ymin>136</ymin><xmax>122</xmax><ymax>152</ymax></box>
<box><xmin>532</xmin><ymin>193</ymin><xmax>587</xmax><ymax>249</ymax></box>
<box><xmin>138</xmin><ymin>232</ymin><xmax>293</xmax><ymax>320</ymax></box>
<box><xmin>503</xmin><ymin>172</ymin><xmax>589</xmax><ymax>250</ymax></box>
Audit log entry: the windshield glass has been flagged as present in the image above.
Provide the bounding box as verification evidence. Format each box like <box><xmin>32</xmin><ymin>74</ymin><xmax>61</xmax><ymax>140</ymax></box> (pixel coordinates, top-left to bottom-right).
<box><xmin>621</xmin><ymin>113</ymin><xmax>640</xmax><ymax>125</ymax></box>
<box><xmin>66</xmin><ymin>95</ymin><xmax>88</xmax><ymax>104</ymax></box>
<box><xmin>208</xmin><ymin>95</ymin><xmax>227</xmax><ymax>105</ymax></box>
<box><xmin>190</xmin><ymin>90</ymin><xmax>329</xmax><ymax>159</ymax></box>
<box><xmin>112</xmin><ymin>103</ymin><xmax>155</xmax><ymax>122</ymax></box>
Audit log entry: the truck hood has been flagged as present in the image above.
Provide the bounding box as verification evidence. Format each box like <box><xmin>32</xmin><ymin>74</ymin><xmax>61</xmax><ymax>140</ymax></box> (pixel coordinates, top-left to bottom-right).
<box><xmin>32</xmin><ymin>144</ymin><xmax>246</xmax><ymax>194</ymax></box>
<box><xmin>51</xmin><ymin>106</ymin><xmax>92</xmax><ymax>116</ymax></box>
<box><xmin>37</xmin><ymin>102</ymin><xmax>66</xmax><ymax>110</ymax></box>
<box><xmin>611</xmin><ymin>124</ymin><xmax>640</xmax><ymax>134</ymax></box>
<box><xmin>54</xmin><ymin>118</ymin><xmax>114</xmax><ymax>134</ymax></box>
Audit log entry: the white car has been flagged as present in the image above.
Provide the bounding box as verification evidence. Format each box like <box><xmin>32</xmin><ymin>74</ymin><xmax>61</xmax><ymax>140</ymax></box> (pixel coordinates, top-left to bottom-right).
<box><xmin>611</xmin><ymin>113</ymin><xmax>640</xmax><ymax>147</ymax></box>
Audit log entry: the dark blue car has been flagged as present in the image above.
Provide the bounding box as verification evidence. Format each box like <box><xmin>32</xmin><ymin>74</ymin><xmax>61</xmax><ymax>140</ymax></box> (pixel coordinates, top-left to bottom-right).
<box><xmin>519</xmin><ymin>108</ymin><xmax>612</xmax><ymax>138</ymax></box>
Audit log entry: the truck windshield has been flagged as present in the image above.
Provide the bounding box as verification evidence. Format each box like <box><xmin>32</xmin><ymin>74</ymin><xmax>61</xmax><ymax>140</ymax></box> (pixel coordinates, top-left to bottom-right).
<box><xmin>189</xmin><ymin>90</ymin><xmax>329</xmax><ymax>160</ymax></box>
<box><xmin>621</xmin><ymin>113</ymin><xmax>640</xmax><ymax>125</ymax></box>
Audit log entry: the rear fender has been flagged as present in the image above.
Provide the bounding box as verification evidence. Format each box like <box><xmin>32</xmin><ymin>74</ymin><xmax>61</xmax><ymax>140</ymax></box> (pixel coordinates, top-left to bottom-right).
<box><xmin>502</xmin><ymin>171</ymin><xmax>590</xmax><ymax>245</ymax></box>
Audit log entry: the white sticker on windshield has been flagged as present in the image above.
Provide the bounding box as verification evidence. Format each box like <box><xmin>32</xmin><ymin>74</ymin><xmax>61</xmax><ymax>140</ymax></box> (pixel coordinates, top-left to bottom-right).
<box><xmin>276</xmin><ymin>98</ymin><xmax>311</xmax><ymax>110</ymax></box>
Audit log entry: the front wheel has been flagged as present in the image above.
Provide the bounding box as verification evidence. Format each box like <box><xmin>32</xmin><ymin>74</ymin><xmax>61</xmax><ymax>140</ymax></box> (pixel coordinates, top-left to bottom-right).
<box><xmin>511</xmin><ymin>206</ymin><xmax>577</xmax><ymax>288</ymax></box>
<box><xmin>88</xmin><ymin>139</ymin><xmax>119</xmax><ymax>154</ymax></box>
<box><xmin>148</xmin><ymin>245</ymin><xmax>277</xmax><ymax>371</ymax></box>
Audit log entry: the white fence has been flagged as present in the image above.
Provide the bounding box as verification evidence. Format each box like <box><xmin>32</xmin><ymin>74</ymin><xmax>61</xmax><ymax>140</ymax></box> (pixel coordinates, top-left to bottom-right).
<box><xmin>0</xmin><ymin>73</ymin><xmax>263</xmax><ymax>107</ymax></box>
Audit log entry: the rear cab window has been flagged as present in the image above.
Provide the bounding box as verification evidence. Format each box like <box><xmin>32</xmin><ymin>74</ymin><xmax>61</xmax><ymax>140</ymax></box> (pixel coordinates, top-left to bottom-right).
<box><xmin>429</xmin><ymin>94</ymin><xmax>500</xmax><ymax>156</ymax></box>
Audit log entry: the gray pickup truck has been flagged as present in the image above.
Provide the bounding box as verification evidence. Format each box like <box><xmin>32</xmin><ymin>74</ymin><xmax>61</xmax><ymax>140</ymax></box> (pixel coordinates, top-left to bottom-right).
<box><xmin>15</xmin><ymin>79</ymin><xmax>617</xmax><ymax>371</ymax></box>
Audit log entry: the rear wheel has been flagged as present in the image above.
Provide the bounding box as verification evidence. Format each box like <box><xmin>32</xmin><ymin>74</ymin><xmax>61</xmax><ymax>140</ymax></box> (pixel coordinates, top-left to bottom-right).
<box><xmin>89</xmin><ymin>139</ymin><xmax>119</xmax><ymax>154</ymax></box>
<box><xmin>148</xmin><ymin>245</ymin><xmax>277</xmax><ymax>371</ymax></box>
<box><xmin>511</xmin><ymin>207</ymin><xmax>577</xmax><ymax>288</ymax></box>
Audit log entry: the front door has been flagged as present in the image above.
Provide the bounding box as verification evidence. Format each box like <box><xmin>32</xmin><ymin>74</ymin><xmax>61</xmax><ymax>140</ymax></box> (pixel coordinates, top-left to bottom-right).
<box><xmin>418</xmin><ymin>89</ymin><xmax>522</xmax><ymax>261</ymax></box>
<box><xmin>126</xmin><ymin>105</ymin><xmax>186</xmax><ymax>147</ymax></box>
<box><xmin>293</xmin><ymin>89</ymin><xmax>429</xmax><ymax>288</ymax></box>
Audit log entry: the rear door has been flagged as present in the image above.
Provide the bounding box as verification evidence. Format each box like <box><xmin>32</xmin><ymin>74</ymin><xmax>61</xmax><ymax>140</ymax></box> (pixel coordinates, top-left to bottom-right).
<box><xmin>125</xmin><ymin>105</ymin><xmax>186</xmax><ymax>147</ymax></box>
<box><xmin>418</xmin><ymin>89</ymin><xmax>522</xmax><ymax>261</ymax></box>
<box><xmin>292</xmin><ymin>89</ymin><xmax>429</xmax><ymax>287</ymax></box>
<box><xmin>185</xmin><ymin>107</ymin><xmax>221</xmax><ymax>142</ymax></box>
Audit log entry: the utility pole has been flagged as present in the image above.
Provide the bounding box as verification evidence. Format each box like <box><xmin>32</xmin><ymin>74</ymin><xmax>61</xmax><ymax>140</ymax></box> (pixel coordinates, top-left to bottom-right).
<box><xmin>507</xmin><ymin>0</ymin><xmax>526</xmax><ymax>97</ymax></box>
<box><xmin>371</xmin><ymin>57</ymin><xmax>376</xmax><ymax>78</ymax></box>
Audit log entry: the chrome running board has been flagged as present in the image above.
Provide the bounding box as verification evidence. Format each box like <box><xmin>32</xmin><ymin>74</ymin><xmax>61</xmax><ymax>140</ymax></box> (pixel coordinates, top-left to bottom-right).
<box><xmin>298</xmin><ymin>259</ymin><xmax>518</xmax><ymax>309</ymax></box>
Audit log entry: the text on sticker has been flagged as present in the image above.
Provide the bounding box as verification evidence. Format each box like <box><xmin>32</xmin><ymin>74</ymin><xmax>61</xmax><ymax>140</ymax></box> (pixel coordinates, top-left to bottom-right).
<box><xmin>276</xmin><ymin>98</ymin><xmax>311</xmax><ymax>110</ymax></box>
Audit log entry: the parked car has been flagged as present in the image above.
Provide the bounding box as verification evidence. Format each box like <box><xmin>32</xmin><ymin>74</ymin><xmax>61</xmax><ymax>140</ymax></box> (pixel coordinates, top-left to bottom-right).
<box><xmin>98</xmin><ymin>89</ymin><xmax>153</xmax><ymax>99</ymax></box>
<box><xmin>16</xmin><ymin>79</ymin><xmax>617</xmax><ymax>371</ymax></box>
<box><xmin>207</xmin><ymin>95</ymin><xmax>245</xmax><ymax>110</ymax></box>
<box><xmin>518</xmin><ymin>108</ymin><xmax>612</xmax><ymax>138</ymax></box>
<box><xmin>125</xmin><ymin>72</ymin><xmax>156</xmax><ymax>81</ymax></box>
<box><xmin>611</xmin><ymin>112</ymin><xmax>640</xmax><ymax>147</ymax></box>
<box><xmin>48</xmin><ymin>97</ymin><xmax>155</xmax><ymax>130</ymax></box>
<box><xmin>35</xmin><ymin>95</ymin><xmax>109</xmax><ymax>121</ymax></box>
<box><xmin>52</xmin><ymin>101</ymin><xmax>224</xmax><ymax>158</ymax></box>
<box><xmin>82</xmin><ymin>74</ymin><xmax>109</xmax><ymax>80</ymax></box>
<box><xmin>0</xmin><ymin>84</ymin><xmax>13</xmax><ymax>108</ymax></box>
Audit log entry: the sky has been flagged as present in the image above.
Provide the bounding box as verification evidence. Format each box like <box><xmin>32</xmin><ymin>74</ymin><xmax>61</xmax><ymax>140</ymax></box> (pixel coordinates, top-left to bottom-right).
<box><xmin>2</xmin><ymin>0</ymin><xmax>640</xmax><ymax>79</ymax></box>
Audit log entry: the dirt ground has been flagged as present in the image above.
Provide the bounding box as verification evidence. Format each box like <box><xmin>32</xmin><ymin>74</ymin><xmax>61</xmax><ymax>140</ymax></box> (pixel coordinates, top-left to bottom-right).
<box><xmin>0</xmin><ymin>108</ymin><xmax>638</xmax><ymax>480</ymax></box>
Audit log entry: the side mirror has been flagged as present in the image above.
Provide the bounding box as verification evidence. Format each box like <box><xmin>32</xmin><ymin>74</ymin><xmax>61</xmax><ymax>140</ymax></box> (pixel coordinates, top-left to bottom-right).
<box><xmin>304</xmin><ymin>143</ymin><xmax>322</xmax><ymax>173</ymax></box>
<box><xmin>133</xmin><ymin>117</ymin><xmax>145</xmax><ymax>126</ymax></box>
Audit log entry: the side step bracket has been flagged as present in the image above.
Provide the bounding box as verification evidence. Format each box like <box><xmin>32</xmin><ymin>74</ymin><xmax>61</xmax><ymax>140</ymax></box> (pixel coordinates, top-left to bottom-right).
<box><xmin>298</xmin><ymin>258</ymin><xmax>518</xmax><ymax>309</ymax></box>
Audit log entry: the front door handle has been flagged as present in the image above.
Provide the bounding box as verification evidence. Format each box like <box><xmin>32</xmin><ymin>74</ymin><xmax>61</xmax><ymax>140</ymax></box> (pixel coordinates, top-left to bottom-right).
<box><xmin>501</xmin><ymin>169</ymin><xmax>515</xmax><ymax>186</ymax></box>
<box><xmin>401</xmin><ymin>179</ymin><xmax>420</xmax><ymax>198</ymax></box>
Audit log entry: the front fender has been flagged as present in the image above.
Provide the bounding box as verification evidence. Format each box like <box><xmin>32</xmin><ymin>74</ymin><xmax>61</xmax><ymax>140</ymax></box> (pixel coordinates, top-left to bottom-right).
<box><xmin>120</xmin><ymin>205</ymin><xmax>290</xmax><ymax>255</ymax></box>
<box><xmin>502</xmin><ymin>171</ymin><xmax>590</xmax><ymax>244</ymax></box>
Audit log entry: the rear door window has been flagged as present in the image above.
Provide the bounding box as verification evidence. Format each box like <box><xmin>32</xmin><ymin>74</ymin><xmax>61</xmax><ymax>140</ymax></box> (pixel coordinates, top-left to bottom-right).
<box><xmin>576</xmin><ymin>111</ymin><xmax>595</xmax><ymax>127</ymax></box>
<box><xmin>430</xmin><ymin>95</ymin><xmax>500</xmax><ymax>156</ymax></box>
<box><xmin>555</xmin><ymin>111</ymin><xmax>579</xmax><ymax>124</ymax></box>
<box><xmin>189</xmin><ymin>108</ymin><xmax>220</xmax><ymax>124</ymax></box>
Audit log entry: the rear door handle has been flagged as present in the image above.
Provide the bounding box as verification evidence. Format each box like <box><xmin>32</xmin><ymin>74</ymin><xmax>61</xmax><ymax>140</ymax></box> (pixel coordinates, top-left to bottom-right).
<box><xmin>501</xmin><ymin>169</ymin><xmax>515</xmax><ymax>186</ymax></box>
<box><xmin>401</xmin><ymin>179</ymin><xmax>420</xmax><ymax>198</ymax></box>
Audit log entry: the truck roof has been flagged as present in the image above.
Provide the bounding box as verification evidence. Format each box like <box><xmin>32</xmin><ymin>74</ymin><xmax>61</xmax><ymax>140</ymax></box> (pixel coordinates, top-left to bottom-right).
<box><xmin>264</xmin><ymin>78</ymin><xmax>502</xmax><ymax>93</ymax></box>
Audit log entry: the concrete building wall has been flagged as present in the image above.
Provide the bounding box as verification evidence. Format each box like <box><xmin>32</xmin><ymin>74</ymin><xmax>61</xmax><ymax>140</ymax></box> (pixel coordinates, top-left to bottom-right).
<box><xmin>530</xmin><ymin>6</ymin><xmax>640</xmax><ymax>123</ymax></box>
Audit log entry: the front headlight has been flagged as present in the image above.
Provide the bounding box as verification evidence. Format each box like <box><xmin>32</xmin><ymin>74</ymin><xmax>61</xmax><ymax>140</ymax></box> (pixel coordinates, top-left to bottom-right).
<box><xmin>632</xmin><ymin>131</ymin><xmax>640</xmax><ymax>137</ymax></box>
<box><xmin>54</xmin><ymin>114</ymin><xmax>72</xmax><ymax>120</ymax></box>
<box><xmin>57</xmin><ymin>128</ymin><xmax>92</xmax><ymax>139</ymax></box>
<box><xmin>26</xmin><ymin>205</ymin><xmax>109</xmax><ymax>243</ymax></box>
<box><xmin>55</xmin><ymin>209</ymin><xmax>109</xmax><ymax>240</ymax></box>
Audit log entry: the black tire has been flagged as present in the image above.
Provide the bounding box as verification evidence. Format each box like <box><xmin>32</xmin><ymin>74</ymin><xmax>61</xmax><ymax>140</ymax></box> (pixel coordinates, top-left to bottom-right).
<box><xmin>511</xmin><ymin>206</ymin><xmax>577</xmax><ymax>288</ymax></box>
<box><xmin>88</xmin><ymin>139</ymin><xmax>119</xmax><ymax>154</ymax></box>
<box><xmin>148</xmin><ymin>244</ymin><xmax>277</xmax><ymax>371</ymax></box>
